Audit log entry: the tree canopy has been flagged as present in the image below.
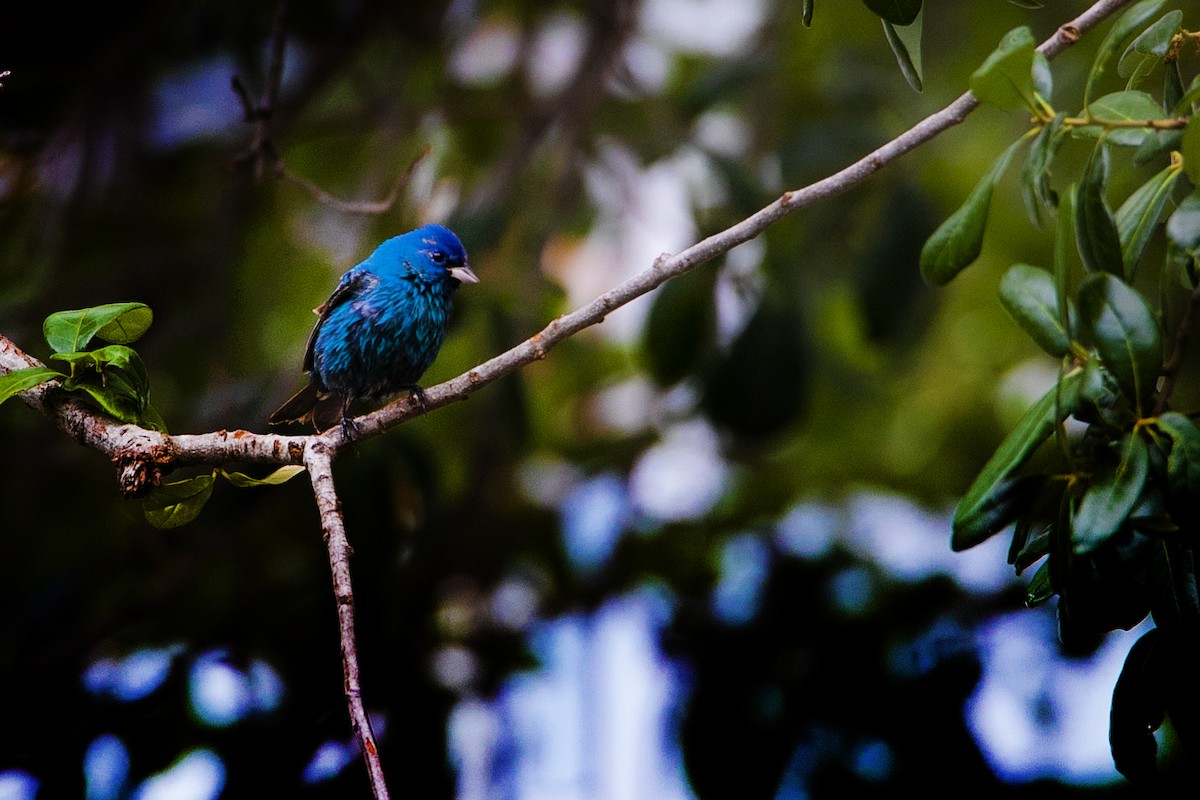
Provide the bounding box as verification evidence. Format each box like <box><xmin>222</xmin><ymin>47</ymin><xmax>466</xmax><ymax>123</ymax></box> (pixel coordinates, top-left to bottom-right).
<box><xmin>2</xmin><ymin>0</ymin><xmax>1200</xmax><ymax>797</ymax></box>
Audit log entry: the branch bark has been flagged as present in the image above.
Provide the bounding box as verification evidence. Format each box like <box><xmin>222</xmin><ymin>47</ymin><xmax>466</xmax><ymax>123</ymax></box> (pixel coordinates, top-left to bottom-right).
<box><xmin>0</xmin><ymin>1</ymin><xmax>1135</xmax><ymax>796</ymax></box>
<box><xmin>305</xmin><ymin>442</ymin><xmax>390</xmax><ymax>800</ymax></box>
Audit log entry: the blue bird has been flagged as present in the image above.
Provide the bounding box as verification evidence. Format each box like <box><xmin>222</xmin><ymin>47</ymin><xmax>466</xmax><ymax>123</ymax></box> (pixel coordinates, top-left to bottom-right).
<box><xmin>269</xmin><ymin>224</ymin><xmax>478</xmax><ymax>433</ymax></box>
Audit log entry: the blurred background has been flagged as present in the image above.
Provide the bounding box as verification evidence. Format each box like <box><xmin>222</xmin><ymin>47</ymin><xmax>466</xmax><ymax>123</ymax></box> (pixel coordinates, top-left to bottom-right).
<box><xmin>0</xmin><ymin>0</ymin><xmax>1189</xmax><ymax>797</ymax></box>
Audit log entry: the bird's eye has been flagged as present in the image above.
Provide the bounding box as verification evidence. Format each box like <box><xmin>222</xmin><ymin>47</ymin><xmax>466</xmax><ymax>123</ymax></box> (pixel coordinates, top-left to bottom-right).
<box><xmin>430</xmin><ymin>251</ymin><xmax>447</xmax><ymax>264</ymax></box>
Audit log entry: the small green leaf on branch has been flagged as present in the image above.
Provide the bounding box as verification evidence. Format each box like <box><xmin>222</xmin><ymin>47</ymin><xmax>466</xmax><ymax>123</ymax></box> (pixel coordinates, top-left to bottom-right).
<box><xmin>0</xmin><ymin>366</ymin><xmax>64</xmax><ymax>406</ymax></box>
<box><xmin>1115</xmin><ymin>161</ymin><xmax>1182</xmax><ymax>280</ymax></box>
<box><xmin>1072</xmin><ymin>432</ymin><xmax>1149</xmax><ymax>555</ymax></box>
<box><xmin>220</xmin><ymin>466</ymin><xmax>307</xmax><ymax>487</ymax></box>
<box><xmin>1084</xmin><ymin>0</ymin><xmax>1167</xmax><ymax>106</ymax></box>
<box><xmin>970</xmin><ymin>26</ymin><xmax>1040</xmax><ymax>112</ymax></box>
<box><xmin>998</xmin><ymin>263</ymin><xmax>1071</xmax><ymax>357</ymax></box>
<box><xmin>920</xmin><ymin>138</ymin><xmax>1024</xmax><ymax>285</ymax></box>
<box><xmin>43</xmin><ymin>302</ymin><xmax>152</xmax><ymax>354</ymax></box>
<box><xmin>1075</xmin><ymin>143</ymin><xmax>1124</xmax><ymax>276</ymax></box>
<box><xmin>143</xmin><ymin>474</ymin><xmax>217</xmax><ymax>529</ymax></box>
<box><xmin>952</xmin><ymin>369</ymin><xmax>1083</xmax><ymax>551</ymax></box>
<box><xmin>882</xmin><ymin>9</ymin><xmax>923</xmax><ymax>92</ymax></box>
<box><xmin>1077</xmin><ymin>272</ymin><xmax>1162</xmax><ymax>417</ymax></box>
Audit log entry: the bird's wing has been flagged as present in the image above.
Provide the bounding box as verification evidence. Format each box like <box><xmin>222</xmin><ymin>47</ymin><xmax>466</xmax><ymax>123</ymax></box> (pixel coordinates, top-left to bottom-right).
<box><xmin>302</xmin><ymin>268</ymin><xmax>376</xmax><ymax>373</ymax></box>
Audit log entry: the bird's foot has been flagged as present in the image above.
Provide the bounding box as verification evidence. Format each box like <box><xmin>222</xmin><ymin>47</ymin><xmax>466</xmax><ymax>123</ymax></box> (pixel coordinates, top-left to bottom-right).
<box><xmin>338</xmin><ymin>400</ymin><xmax>360</xmax><ymax>443</ymax></box>
<box><xmin>410</xmin><ymin>386</ymin><xmax>429</xmax><ymax>414</ymax></box>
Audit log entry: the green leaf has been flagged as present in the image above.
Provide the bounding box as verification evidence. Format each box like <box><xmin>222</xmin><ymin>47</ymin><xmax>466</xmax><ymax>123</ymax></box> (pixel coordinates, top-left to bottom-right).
<box><xmin>1115</xmin><ymin>163</ymin><xmax>1183</xmax><ymax>281</ymax></box>
<box><xmin>1075</xmin><ymin>143</ymin><xmax>1124</xmax><ymax>276</ymax></box>
<box><xmin>1155</xmin><ymin>411</ymin><xmax>1200</xmax><ymax>499</ymax></box>
<box><xmin>920</xmin><ymin>138</ymin><xmax>1024</xmax><ymax>285</ymax></box>
<box><xmin>51</xmin><ymin>345</ymin><xmax>151</xmax><ymax>412</ymax></box>
<box><xmin>1164</xmin><ymin>62</ymin><xmax>1185</xmax><ymax>112</ymax></box>
<box><xmin>139</xmin><ymin>403</ymin><xmax>169</xmax><ymax>433</ymax></box>
<box><xmin>143</xmin><ymin>474</ymin><xmax>216</xmax><ymax>529</ymax></box>
<box><xmin>1183</xmin><ymin>113</ymin><xmax>1200</xmax><ymax>186</ymax></box>
<box><xmin>998</xmin><ymin>263</ymin><xmax>1070</xmax><ymax>357</ymax></box>
<box><xmin>969</xmin><ymin>26</ymin><xmax>1039</xmax><ymax>111</ymax></box>
<box><xmin>1032</xmin><ymin>52</ymin><xmax>1052</xmax><ymax>103</ymax></box>
<box><xmin>1110</xmin><ymin>628</ymin><xmax>1164</xmax><ymax>783</ymax></box>
<box><xmin>1025</xmin><ymin>560</ymin><xmax>1054</xmax><ymax>607</ymax></box>
<box><xmin>1013</xmin><ymin>522</ymin><xmax>1052</xmax><ymax>574</ymax></box>
<box><xmin>69</xmin><ymin>375</ymin><xmax>142</xmax><ymax>424</ymax></box>
<box><xmin>1032</xmin><ymin>52</ymin><xmax>1051</xmax><ymax>104</ymax></box>
<box><xmin>882</xmin><ymin>11</ymin><xmax>922</xmax><ymax>92</ymax></box>
<box><xmin>1085</xmin><ymin>0</ymin><xmax>1168</xmax><ymax>106</ymax></box>
<box><xmin>1133</xmin><ymin>129</ymin><xmax>1183</xmax><ymax>165</ymax></box>
<box><xmin>1118</xmin><ymin>10</ymin><xmax>1183</xmax><ymax>77</ymax></box>
<box><xmin>861</xmin><ymin>0</ymin><xmax>920</xmax><ymax>26</ymax></box>
<box><xmin>0</xmin><ymin>366</ymin><xmax>64</xmax><ymax>406</ymax></box>
<box><xmin>1121</xmin><ymin>52</ymin><xmax>1158</xmax><ymax>93</ymax></box>
<box><xmin>1054</xmin><ymin>184</ymin><xmax>1077</xmax><ymax>332</ymax></box>
<box><xmin>642</xmin><ymin>269</ymin><xmax>716</xmax><ymax>387</ymax></box>
<box><xmin>1172</xmin><ymin>74</ymin><xmax>1200</xmax><ymax>116</ymax></box>
<box><xmin>952</xmin><ymin>368</ymin><xmax>1084</xmax><ymax>551</ymax></box>
<box><xmin>220</xmin><ymin>465</ymin><xmax>307</xmax><ymax>488</ymax></box>
<box><xmin>1077</xmin><ymin>272</ymin><xmax>1162</xmax><ymax>417</ymax></box>
<box><xmin>1075</xmin><ymin>357</ymin><xmax>1135</xmax><ymax>430</ymax></box>
<box><xmin>1072</xmin><ymin>432</ymin><xmax>1150</xmax><ymax>554</ymax></box>
<box><xmin>802</xmin><ymin>0</ymin><xmax>813</xmax><ymax>27</ymax></box>
<box><xmin>1021</xmin><ymin>113</ymin><xmax>1067</xmax><ymax>227</ymax></box>
<box><xmin>96</xmin><ymin>306</ymin><xmax>153</xmax><ymax>345</ymax></box>
<box><xmin>1075</xmin><ymin>91</ymin><xmax>1168</xmax><ymax>147</ymax></box>
<box><xmin>1166</xmin><ymin>189</ymin><xmax>1200</xmax><ymax>255</ymax></box>
<box><xmin>43</xmin><ymin>302</ymin><xmax>152</xmax><ymax>354</ymax></box>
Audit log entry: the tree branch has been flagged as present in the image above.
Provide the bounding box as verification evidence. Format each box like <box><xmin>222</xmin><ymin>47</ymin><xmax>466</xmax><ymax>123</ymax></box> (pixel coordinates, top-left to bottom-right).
<box><xmin>2</xmin><ymin>0</ymin><xmax>1131</xmax><ymax>470</ymax></box>
<box><xmin>304</xmin><ymin>441</ymin><xmax>390</xmax><ymax>800</ymax></box>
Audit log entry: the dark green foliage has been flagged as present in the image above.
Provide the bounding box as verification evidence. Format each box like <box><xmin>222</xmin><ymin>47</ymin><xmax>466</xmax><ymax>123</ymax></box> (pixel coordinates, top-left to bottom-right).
<box><xmin>861</xmin><ymin>0</ymin><xmax>921</xmax><ymax>26</ymax></box>
<box><xmin>1110</xmin><ymin>628</ymin><xmax>1165</xmax><ymax>782</ymax></box>
<box><xmin>700</xmin><ymin>296</ymin><xmax>811</xmax><ymax>441</ymax></box>
<box><xmin>882</xmin><ymin>13</ymin><xmax>924</xmax><ymax>93</ymax></box>
<box><xmin>1075</xmin><ymin>144</ymin><xmax>1124</xmax><ymax>277</ymax></box>
<box><xmin>969</xmin><ymin>26</ymin><xmax>1041</xmax><ymax>112</ymax></box>
<box><xmin>5</xmin><ymin>0</ymin><xmax>1200</xmax><ymax>795</ymax></box>
<box><xmin>933</xmin><ymin>0</ymin><xmax>1200</xmax><ymax>779</ymax></box>
<box><xmin>998</xmin><ymin>264</ymin><xmax>1070</xmax><ymax>357</ymax></box>
<box><xmin>0</xmin><ymin>303</ymin><xmax>160</xmax><ymax>427</ymax></box>
<box><xmin>1077</xmin><ymin>273</ymin><xmax>1161</xmax><ymax>417</ymax></box>
<box><xmin>642</xmin><ymin>269</ymin><xmax>717</xmax><ymax>388</ymax></box>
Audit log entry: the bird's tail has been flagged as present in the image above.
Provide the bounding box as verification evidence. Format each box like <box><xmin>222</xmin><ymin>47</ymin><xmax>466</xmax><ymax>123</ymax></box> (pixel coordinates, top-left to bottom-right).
<box><xmin>269</xmin><ymin>382</ymin><xmax>319</xmax><ymax>427</ymax></box>
<box><xmin>268</xmin><ymin>382</ymin><xmax>346</xmax><ymax>433</ymax></box>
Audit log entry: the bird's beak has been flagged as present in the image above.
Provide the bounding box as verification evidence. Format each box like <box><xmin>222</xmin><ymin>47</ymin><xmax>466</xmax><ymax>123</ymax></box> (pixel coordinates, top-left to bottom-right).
<box><xmin>450</xmin><ymin>264</ymin><xmax>479</xmax><ymax>285</ymax></box>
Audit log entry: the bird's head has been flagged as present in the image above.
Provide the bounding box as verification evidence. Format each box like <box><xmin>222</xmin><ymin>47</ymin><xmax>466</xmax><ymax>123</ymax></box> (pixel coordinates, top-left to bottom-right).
<box><xmin>388</xmin><ymin>224</ymin><xmax>478</xmax><ymax>287</ymax></box>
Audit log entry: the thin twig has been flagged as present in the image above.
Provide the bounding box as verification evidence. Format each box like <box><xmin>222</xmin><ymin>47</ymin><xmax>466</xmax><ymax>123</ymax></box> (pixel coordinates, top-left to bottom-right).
<box><xmin>304</xmin><ymin>442</ymin><xmax>390</xmax><ymax>800</ymax></box>
<box><xmin>233</xmin><ymin>0</ymin><xmax>413</xmax><ymax>214</ymax></box>
<box><xmin>278</xmin><ymin>145</ymin><xmax>431</xmax><ymax>215</ymax></box>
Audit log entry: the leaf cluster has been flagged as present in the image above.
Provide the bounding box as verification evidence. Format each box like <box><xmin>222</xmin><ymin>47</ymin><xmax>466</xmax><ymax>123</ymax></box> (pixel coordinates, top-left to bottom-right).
<box><xmin>0</xmin><ymin>302</ymin><xmax>307</xmax><ymax>528</ymax></box>
<box><xmin>0</xmin><ymin>302</ymin><xmax>162</xmax><ymax>428</ymax></box>
<box><xmin>800</xmin><ymin>2</ymin><xmax>1045</xmax><ymax>93</ymax></box>
<box><xmin>925</xmin><ymin>0</ymin><xmax>1200</xmax><ymax>779</ymax></box>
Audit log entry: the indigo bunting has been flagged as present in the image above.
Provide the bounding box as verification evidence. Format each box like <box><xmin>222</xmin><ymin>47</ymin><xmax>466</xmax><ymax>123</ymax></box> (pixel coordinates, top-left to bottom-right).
<box><xmin>269</xmin><ymin>224</ymin><xmax>478</xmax><ymax>433</ymax></box>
